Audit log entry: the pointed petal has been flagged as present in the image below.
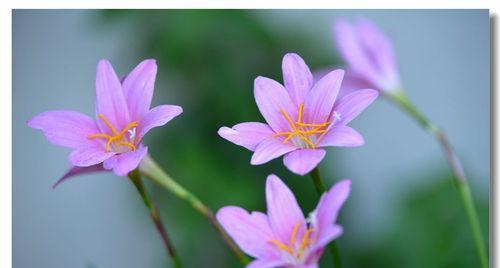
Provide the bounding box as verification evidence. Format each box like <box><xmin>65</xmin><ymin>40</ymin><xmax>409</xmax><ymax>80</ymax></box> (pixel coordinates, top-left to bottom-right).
<box><xmin>122</xmin><ymin>59</ymin><xmax>158</xmax><ymax>120</ymax></box>
<box><xmin>53</xmin><ymin>164</ymin><xmax>107</xmax><ymax>188</ymax></box>
<box><xmin>28</xmin><ymin>110</ymin><xmax>100</xmax><ymax>149</ymax></box>
<box><xmin>266</xmin><ymin>174</ymin><xmax>306</xmax><ymax>243</ymax></box>
<box><xmin>333</xmin><ymin>89</ymin><xmax>378</xmax><ymax>125</ymax></box>
<box><xmin>95</xmin><ymin>59</ymin><xmax>130</xmax><ymax>131</ymax></box>
<box><xmin>283</xmin><ymin>149</ymin><xmax>326</xmax><ymax>176</ymax></box>
<box><xmin>216</xmin><ymin>206</ymin><xmax>277</xmax><ymax>259</ymax></box>
<box><xmin>315</xmin><ymin>179</ymin><xmax>351</xmax><ymax>230</ymax></box>
<box><xmin>251</xmin><ymin>138</ymin><xmax>297</xmax><ymax>165</ymax></box>
<box><xmin>247</xmin><ymin>258</ymin><xmax>288</xmax><ymax>268</ymax></box>
<box><xmin>303</xmin><ymin>70</ymin><xmax>344</xmax><ymax>124</ymax></box>
<box><xmin>218</xmin><ymin>122</ymin><xmax>274</xmax><ymax>151</ymax></box>
<box><xmin>138</xmin><ymin>105</ymin><xmax>182</xmax><ymax>139</ymax></box>
<box><xmin>309</xmin><ymin>225</ymin><xmax>343</xmax><ymax>253</ymax></box>
<box><xmin>318</xmin><ymin>126</ymin><xmax>364</xmax><ymax>147</ymax></box>
<box><xmin>282</xmin><ymin>53</ymin><xmax>313</xmax><ymax>106</ymax></box>
<box><xmin>254</xmin><ymin>76</ymin><xmax>297</xmax><ymax>133</ymax></box>
<box><xmin>103</xmin><ymin>146</ymin><xmax>148</xmax><ymax>176</ymax></box>
<box><xmin>69</xmin><ymin>145</ymin><xmax>115</xmax><ymax>167</ymax></box>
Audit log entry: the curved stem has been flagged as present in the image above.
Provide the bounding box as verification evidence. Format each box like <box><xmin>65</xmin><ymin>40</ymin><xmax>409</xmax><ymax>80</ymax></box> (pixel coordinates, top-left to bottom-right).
<box><xmin>386</xmin><ymin>90</ymin><xmax>488</xmax><ymax>268</ymax></box>
<box><xmin>310</xmin><ymin>167</ymin><xmax>343</xmax><ymax>268</ymax></box>
<box><xmin>128</xmin><ymin>169</ymin><xmax>182</xmax><ymax>268</ymax></box>
<box><xmin>139</xmin><ymin>155</ymin><xmax>250</xmax><ymax>265</ymax></box>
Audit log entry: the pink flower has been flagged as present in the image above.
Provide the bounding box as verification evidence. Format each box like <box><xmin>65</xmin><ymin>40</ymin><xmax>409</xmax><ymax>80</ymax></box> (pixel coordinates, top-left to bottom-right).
<box><xmin>217</xmin><ymin>175</ymin><xmax>351</xmax><ymax>268</ymax></box>
<box><xmin>218</xmin><ymin>53</ymin><xmax>378</xmax><ymax>175</ymax></box>
<box><xmin>333</xmin><ymin>18</ymin><xmax>401</xmax><ymax>93</ymax></box>
<box><xmin>28</xmin><ymin>59</ymin><xmax>182</xmax><ymax>178</ymax></box>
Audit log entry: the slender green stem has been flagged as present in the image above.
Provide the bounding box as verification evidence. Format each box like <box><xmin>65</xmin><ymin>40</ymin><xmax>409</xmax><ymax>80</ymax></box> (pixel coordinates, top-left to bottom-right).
<box><xmin>139</xmin><ymin>155</ymin><xmax>250</xmax><ymax>265</ymax></box>
<box><xmin>128</xmin><ymin>169</ymin><xmax>182</xmax><ymax>268</ymax></box>
<box><xmin>310</xmin><ymin>167</ymin><xmax>343</xmax><ymax>268</ymax></box>
<box><xmin>386</xmin><ymin>90</ymin><xmax>488</xmax><ymax>268</ymax></box>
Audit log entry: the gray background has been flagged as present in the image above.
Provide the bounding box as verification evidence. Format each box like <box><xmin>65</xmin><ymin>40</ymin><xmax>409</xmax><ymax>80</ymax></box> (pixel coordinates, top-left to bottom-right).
<box><xmin>13</xmin><ymin>10</ymin><xmax>489</xmax><ymax>267</ymax></box>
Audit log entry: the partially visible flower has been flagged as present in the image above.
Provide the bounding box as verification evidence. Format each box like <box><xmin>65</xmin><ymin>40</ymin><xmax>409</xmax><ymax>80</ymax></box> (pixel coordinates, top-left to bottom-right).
<box><xmin>217</xmin><ymin>174</ymin><xmax>351</xmax><ymax>268</ymax></box>
<box><xmin>28</xmin><ymin>59</ymin><xmax>182</xmax><ymax>180</ymax></box>
<box><xmin>333</xmin><ymin>18</ymin><xmax>401</xmax><ymax>93</ymax></box>
<box><xmin>218</xmin><ymin>53</ymin><xmax>378</xmax><ymax>175</ymax></box>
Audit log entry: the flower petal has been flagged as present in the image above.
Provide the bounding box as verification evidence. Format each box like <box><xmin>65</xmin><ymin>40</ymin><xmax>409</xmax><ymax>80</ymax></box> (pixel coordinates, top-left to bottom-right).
<box><xmin>95</xmin><ymin>59</ymin><xmax>131</xmax><ymax>132</ymax></box>
<box><xmin>28</xmin><ymin>110</ymin><xmax>100</xmax><ymax>149</ymax></box>
<box><xmin>122</xmin><ymin>59</ymin><xmax>158</xmax><ymax>120</ymax></box>
<box><xmin>265</xmin><ymin>174</ymin><xmax>306</xmax><ymax>243</ymax></box>
<box><xmin>338</xmin><ymin>69</ymin><xmax>373</xmax><ymax>99</ymax></box>
<box><xmin>318</xmin><ymin>126</ymin><xmax>364</xmax><ymax>147</ymax></box>
<box><xmin>309</xmin><ymin>224</ymin><xmax>343</xmax><ymax>253</ymax></box>
<box><xmin>315</xmin><ymin>179</ymin><xmax>351</xmax><ymax>231</ymax></box>
<box><xmin>333</xmin><ymin>89</ymin><xmax>378</xmax><ymax>125</ymax></box>
<box><xmin>216</xmin><ymin>206</ymin><xmax>277</xmax><ymax>259</ymax></box>
<box><xmin>138</xmin><ymin>105</ymin><xmax>183</xmax><ymax>139</ymax></box>
<box><xmin>103</xmin><ymin>146</ymin><xmax>148</xmax><ymax>176</ymax></box>
<box><xmin>52</xmin><ymin>164</ymin><xmax>107</xmax><ymax>188</ymax></box>
<box><xmin>251</xmin><ymin>138</ymin><xmax>297</xmax><ymax>165</ymax></box>
<box><xmin>254</xmin><ymin>76</ymin><xmax>297</xmax><ymax>133</ymax></box>
<box><xmin>69</xmin><ymin>145</ymin><xmax>116</xmax><ymax>167</ymax></box>
<box><xmin>218</xmin><ymin>122</ymin><xmax>274</xmax><ymax>151</ymax></box>
<box><xmin>303</xmin><ymin>69</ymin><xmax>344</xmax><ymax>124</ymax></box>
<box><xmin>282</xmin><ymin>53</ymin><xmax>313</xmax><ymax>106</ymax></box>
<box><xmin>247</xmin><ymin>258</ymin><xmax>288</xmax><ymax>268</ymax></box>
<box><xmin>283</xmin><ymin>149</ymin><xmax>326</xmax><ymax>176</ymax></box>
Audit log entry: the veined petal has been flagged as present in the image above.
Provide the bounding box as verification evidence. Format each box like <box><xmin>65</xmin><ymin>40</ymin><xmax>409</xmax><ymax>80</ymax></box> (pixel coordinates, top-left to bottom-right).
<box><xmin>333</xmin><ymin>89</ymin><xmax>378</xmax><ymax>125</ymax></box>
<box><xmin>216</xmin><ymin>206</ymin><xmax>277</xmax><ymax>259</ymax></box>
<box><xmin>53</xmin><ymin>164</ymin><xmax>107</xmax><ymax>188</ymax></box>
<box><xmin>95</xmin><ymin>59</ymin><xmax>131</xmax><ymax>132</ymax></box>
<box><xmin>69</xmin><ymin>145</ymin><xmax>115</xmax><ymax>167</ymax></box>
<box><xmin>103</xmin><ymin>145</ymin><xmax>148</xmax><ymax>176</ymax></box>
<box><xmin>122</xmin><ymin>59</ymin><xmax>158</xmax><ymax>120</ymax></box>
<box><xmin>303</xmin><ymin>69</ymin><xmax>344</xmax><ymax>125</ymax></box>
<box><xmin>315</xmin><ymin>179</ymin><xmax>351</xmax><ymax>231</ymax></box>
<box><xmin>218</xmin><ymin>122</ymin><xmax>274</xmax><ymax>151</ymax></box>
<box><xmin>251</xmin><ymin>138</ymin><xmax>297</xmax><ymax>165</ymax></box>
<box><xmin>254</xmin><ymin>76</ymin><xmax>297</xmax><ymax>133</ymax></box>
<box><xmin>318</xmin><ymin>126</ymin><xmax>364</xmax><ymax>147</ymax></box>
<box><xmin>265</xmin><ymin>174</ymin><xmax>306</xmax><ymax>243</ymax></box>
<box><xmin>282</xmin><ymin>53</ymin><xmax>313</xmax><ymax>106</ymax></box>
<box><xmin>247</xmin><ymin>258</ymin><xmax>288</xmax><ymax>268</ymax></box>
<box><xmin>28</xmin><ymin>110</ymin><xmax>100</xmax><ymax>149</ymax></box>
<box><xmin>283</xmin><ymin>149</ymin><xmax>326</xmax><ymax>176</ymax></box>
<box><xmin>138</xmin><ymin>105</ymin><xmax>183</xmax><ymax>139</ymax></box>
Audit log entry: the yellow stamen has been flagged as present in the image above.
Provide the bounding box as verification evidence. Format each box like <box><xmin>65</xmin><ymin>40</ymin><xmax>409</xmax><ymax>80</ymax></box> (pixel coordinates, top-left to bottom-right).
<box><xmin>290</xmin><ymin>222</ymin><xmax>301</xmax><ymax>246</ymax></box>
<box><xmin>88</xmin><ymin>114</ymin><xmax>138</xmax><ymax>152</ymax></box>
<box><xmin>98</xmin><ymin>114</ymin><xmax>119</xmax><ymax>135</ymax></box>
<box><xmin>299</xmin><ymin>228</ymin><xmax>314</xmax><ymax>250</ymax></box>
<box><xmin>268</xmin><ymin>240</ymin><xmax>294</xmax><ymax>255</ymax></box>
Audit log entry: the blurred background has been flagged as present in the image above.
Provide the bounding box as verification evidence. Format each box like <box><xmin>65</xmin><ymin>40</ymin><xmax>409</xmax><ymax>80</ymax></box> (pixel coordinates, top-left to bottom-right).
<box><xmin>13</xmin><ymin>10</ymin><xmax>489</xmax><ymax>268</ymax></box>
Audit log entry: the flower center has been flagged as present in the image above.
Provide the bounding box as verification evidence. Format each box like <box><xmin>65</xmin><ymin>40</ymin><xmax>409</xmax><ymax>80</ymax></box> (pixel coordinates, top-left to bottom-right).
<box><xmin>273</xmin><ymin>104</ymin><xmax>335</xmax><ymax>149</ymax></box>
<box><xmin>268</xmin><ymin>222</ymin><xmax>316</xmax><ymax>262</ymax></box>
<box><xmin>88</xmin><ymin>114</ymin><xmax>138</xmax><ymax>153</ymax></box>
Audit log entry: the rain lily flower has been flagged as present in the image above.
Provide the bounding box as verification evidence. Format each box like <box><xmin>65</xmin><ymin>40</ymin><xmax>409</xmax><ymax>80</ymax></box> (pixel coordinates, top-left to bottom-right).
<box><xmin>28</xmin><ymin>59</ymin><xmax>182</xmax><ymax>178</ymax></box>
<box><xmin>333</xmin><ymin>18</ymin><xmax>401</xmax><ymax>93</ymax></box>
<box><xmin>218</xmin><ymin>53</ymin><xmax>378</xmax><ymax>175</ymax></box>
<box><xmin>217</xmin><ymin>174</ymin><xmax>351</xmax><ymax>268</ymax></box>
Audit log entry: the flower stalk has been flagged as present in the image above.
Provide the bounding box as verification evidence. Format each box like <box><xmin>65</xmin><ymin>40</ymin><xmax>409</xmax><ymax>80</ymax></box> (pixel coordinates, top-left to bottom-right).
<box><xmin>385</xmin><ymin>90</ymin><xmax>488</xmax><ymax>268</ymax></box>
<box><xmin>309</xmin><ymin>167</ymin><xmax>343</xmax><ymax>268</ymax></box>
<box><xmin>139</xmin><ymin>154</ymin><xmax>250</xmax><ymax>265</ymax></box>
<box><xmin>128</xmin><ymin>169</ymin><xmax>182</xmax><ymax>268</ymax></box>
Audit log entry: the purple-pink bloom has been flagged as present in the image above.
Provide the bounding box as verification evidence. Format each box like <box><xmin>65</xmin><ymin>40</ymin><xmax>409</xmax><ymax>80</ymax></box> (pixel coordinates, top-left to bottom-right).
<box><xmin>28</xmin><ymin>59</ymin><xmax>182</xmax><ymax>178</ymax></box>
<box><xmin>333</xmin><ymin>18</ymin><xmax>401</xmax><ymax>93</ymax></box>
<box><xmin>217</xmin><ymin>174</ymin><xmax>351</xmax><ymax>268</ymax></box>
<box><xmin>218</xmin><ymin>53</ymin><xmax>378</xmax><ymax>175</ymax></box>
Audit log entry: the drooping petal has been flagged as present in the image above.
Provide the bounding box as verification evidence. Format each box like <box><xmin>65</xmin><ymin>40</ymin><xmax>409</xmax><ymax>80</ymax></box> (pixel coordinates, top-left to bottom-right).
<box><xmin>218</xmin><ymin>122</ymin><xmax>274</xmax><ymax>151</ymax></box>
<box><xmin>69</xmin><ymin>145</ymin><xmax>116</xmax><ymax>167</ymax></box>
<box><xmin>283</xmin><ymin>149</ymin><xmax>326</xmax><ymax>176</ymax></box>
<box><xmin>309</xmin><ymin>224</ymin><xmax>343</xmax><ymax>253</ymax></box>
<box><xmin>318</xmin><ymin>126</ymin><xmax>364</xmax><ymax>147</ymax></box>
<box><xmin>254</xmin><ymin>76</ymin><xmax>297</xmax><ymax>133</ymax></box>
<box><xmin>122</xmin><ymin>59</ymin><xmax>158</xmax><ymax>120</ymax></box>
<box><xmin>315</xmin><ymin>179</ymin><xmax>351</xmax><ymax>231</ymax></box>
<box><xmin>53</xmin><ymin>164</ymin><xmax>107</xmax><ymax>188</ymax></box>
<box><xmin>28</xmin><ymin>110</ymin><xmax>100</xmax><ymax>149</ymax></box>
<box><xmin>216</xmin><ymin>206</ymin><xmax>277</xmax><ymax>259</ymax></box>
<box><xmin>333</xmin><ymin>89</ymin><xmax>378</xmax><ymax>125</ymax></box>
<box><xmin>303</xmin><ymin>69</ymin><xmax>344</xmax><ymax>124</ymax></box>
<box><xmin>265</xmin><ymin>174</ymin><xmax>306</xmax><ymax>243</ymax></box>
<box><xmin>247</xmin><ymin>258</ymin><xmax>288</xmax><ymax>268</ymax></box>
<box><xmin>251</xmin><ymin>138</ymin><xmax>297</xmax><ymax>165</ymax></box>
<box><xmin>282</xmin><ymin>53</ymin><xmax>313</xmax><ymax>106</ymax></box>
<box><xmin>95</xmin><ymin>59</ymin><xmax>131</xmax><ymax>132</ymax></box>
<box><xmin>102</xmin><ymin>145</ymin><xmax>148</xmax><ymax>176</ymax></box>
<box><xmin>137</xmin><ymin>105</ymin><xmax>183</xmax><ymax>139</ymax></box>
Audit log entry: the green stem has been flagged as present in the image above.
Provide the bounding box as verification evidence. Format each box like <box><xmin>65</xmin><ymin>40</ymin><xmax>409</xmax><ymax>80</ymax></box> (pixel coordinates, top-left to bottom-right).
<box><xmin>310</xmin><ymin>167</ymin><xmax>343</xmax><ymax>268</ymax></box>
<box><xmin>139</xmin><ymin>155</ymin><xmax>250</xmax><ymax>265</ymax></box>
<box><xmin>128</xmin><ymin>169</ymin><xmax>182</xmax><ymax>268</ymax></box>
<box><xmin>386</xmin><ymin>90</ymin><xmax>488</xmax><ymax>268</ymax></box>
